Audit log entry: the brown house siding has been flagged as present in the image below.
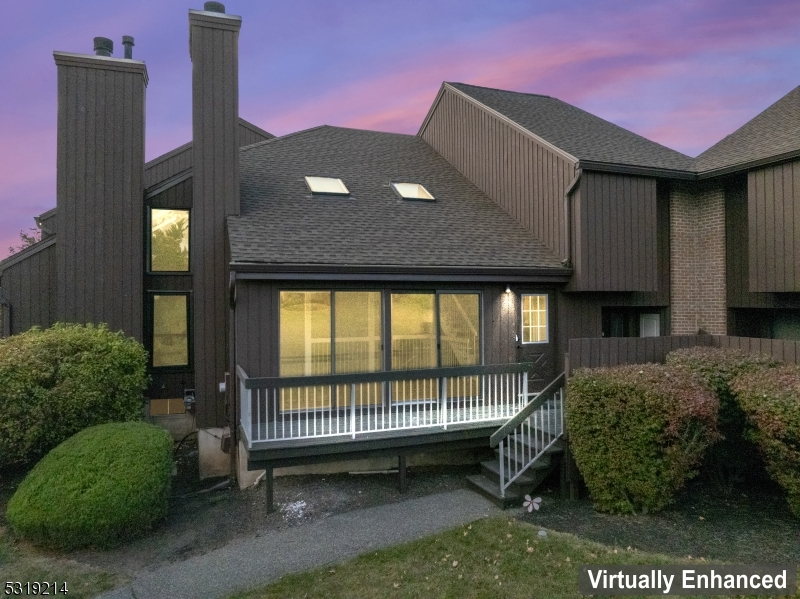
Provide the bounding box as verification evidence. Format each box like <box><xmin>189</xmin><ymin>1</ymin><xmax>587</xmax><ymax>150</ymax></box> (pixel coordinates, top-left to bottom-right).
<box><xmin>190</xmin><ymin>9</ymin><xmax>242</xmax><ymax>427</ymax></box>
<box><xmin>53</xmin><ymin>52</ymin><xmax>147</xmax><ymax>342</ymax></box>
<box><xmin>670</xmin><ymin>181</ymin><xmax>726</xmax><ymax>334</ymax></box>
<box><xmin>419</xmin><ymin>85</ymin><xmax>575</xmax><ymax>260</ymax></box>
<box><xmin>570</xmin><ymin>172</ymin><xmax>659</xmax><ymax>292</ymax></box>
<box><xmin>748</xmin><ymin>159</ymin><xmax>800</xmax><ymax>292</ymax></box>
<box><xmin>0</xmin><ymin>241</ymin><xmax>57</xmax><ymax>335</ymax></box>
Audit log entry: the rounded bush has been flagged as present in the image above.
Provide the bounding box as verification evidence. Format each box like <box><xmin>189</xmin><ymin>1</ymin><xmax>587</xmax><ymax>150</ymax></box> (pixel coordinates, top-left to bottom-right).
<box><xmin>6</xmin><ymin>422</ymin><xmax>173</xmax><ymax>550</ymax></box>
<box><xmin>732</xmin><ymin>365</ymin><xmax>800</xmax><ymax>518</ymax></box>
<box><xmin>666</xmin><ymin>347</ymin><xmax>778</xmax><ymax>486</ymax></box>
<box><xmin>0</xmin><ymin>323</ymin><xmax>148</xmax><ymax>468</ymax></box>
<box><xmin>567</xmin><ymin>364</ymin><xmax>719</xmax><ymax>514</ymax></box>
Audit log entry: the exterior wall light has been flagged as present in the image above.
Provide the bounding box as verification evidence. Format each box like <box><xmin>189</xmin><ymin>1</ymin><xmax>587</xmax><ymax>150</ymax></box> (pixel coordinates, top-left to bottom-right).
<box><xmin>505</xmin><ymin>285</ymin><xmax>511</xmax><ymax>294</ymax></box>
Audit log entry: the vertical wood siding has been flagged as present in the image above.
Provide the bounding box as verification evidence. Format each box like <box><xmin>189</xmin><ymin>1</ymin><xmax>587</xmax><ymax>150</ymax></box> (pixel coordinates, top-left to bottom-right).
<box><xmin>748</xmin><ymin>159</ymin><xmax>800</xmax><ymax>292</ymax></box>
<box><xmin>0</xmin><ymin>242</ymin><xmax>57</xmax><ymax>335</ymax></box>
<box><xmin>571</xmin><ymin>172</ymin><xmax>659</xmax><ymax>291</ymax></box>
<box><xmin>419</xmin><ymin>87</ymin><xmax>574</xmax><ymax>260</ymax></box>
<box><xmin>190</xmin><ymin>12</ymin><xmax>241</xmax><ymax>427</ymax></box>
<box><xmin>144</xmin><ymin>121</ymin><xmax>271</xmax><ymax>190</ymax></box>
<box><xmin>148</xmin><ymin>177</ymin><xmax>193</xmax><ymax>209</ymax></box>
<box><xmin>54</xmin><ymin>54</ymin><xmax>146</xmax><ymax>342</ymax></box>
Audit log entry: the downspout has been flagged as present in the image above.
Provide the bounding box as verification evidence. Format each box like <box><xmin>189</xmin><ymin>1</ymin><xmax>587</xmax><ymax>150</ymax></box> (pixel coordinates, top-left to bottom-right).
<box><xmin>562</xmin><ymin>167</ymin><xmax>581</xmax><ymax>268</ymax></box>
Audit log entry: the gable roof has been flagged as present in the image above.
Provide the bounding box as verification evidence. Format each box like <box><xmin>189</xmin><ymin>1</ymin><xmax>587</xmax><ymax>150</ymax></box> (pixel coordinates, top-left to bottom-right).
<box><xmin>229</xmin><ymin>126</ymin><xmax>567</xmax><ymax>275</ymax></box>
<box><xmin>693</xmin><ymin>84</ymin><xmax>800</xmax><ymax>175</ymax></box>
<box><xmin>446</xmin><ymin>82</ymin><xmax>695</xmax><ymax>174</ymax></box>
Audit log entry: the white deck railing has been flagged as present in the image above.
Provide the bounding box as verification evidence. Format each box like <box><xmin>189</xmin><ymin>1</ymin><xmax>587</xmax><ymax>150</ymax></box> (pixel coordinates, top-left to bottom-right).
<box><xmin>490</xmin><ymin>373</ymin><xmax>565</xmax><ymax>498</ymax></box>
<box><xmin>237</xmin><ymin>363</ymin><xmax>531</xmax><ymax>449</ymax></box>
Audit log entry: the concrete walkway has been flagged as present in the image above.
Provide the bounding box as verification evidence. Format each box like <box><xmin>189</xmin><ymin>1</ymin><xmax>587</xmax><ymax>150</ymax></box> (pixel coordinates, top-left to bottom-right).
<box><xmin>97</xmin><ymin>489</ymin><xmax>500</xmax><ymax>599</ymax></box>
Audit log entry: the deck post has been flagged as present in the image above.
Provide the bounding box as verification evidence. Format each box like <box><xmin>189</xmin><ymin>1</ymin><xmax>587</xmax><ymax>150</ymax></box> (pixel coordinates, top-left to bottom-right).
<box><xmin>350</xmin><ymin>383</ymin><xmax>356</xmax><ymax>439</ymax></box>
<box><xmin>440</xmin><ymin>377</ymin><xmax>448</xmax><ymax>430</ymax></box>
<box><xmin>398</xmin><ymin>454</ymin><xmax>407</xmax><ymax>493</ymax></box>
<box><xmin>265</xmin><ymin>465</ymin><xmax>275</xmax><ymax>513</ymax></box>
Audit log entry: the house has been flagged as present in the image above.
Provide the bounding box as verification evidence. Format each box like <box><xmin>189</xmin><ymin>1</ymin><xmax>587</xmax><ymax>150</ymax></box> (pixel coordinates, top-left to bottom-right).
<box><xmin>1</xmin><ymin>3</ymin><xmax>799</xmax><ymax>505</ymax></box>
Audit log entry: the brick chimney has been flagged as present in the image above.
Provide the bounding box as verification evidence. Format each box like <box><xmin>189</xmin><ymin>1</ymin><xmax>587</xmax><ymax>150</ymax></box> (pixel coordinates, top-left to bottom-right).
<box><xmin>189</xmin><ymin>2</ymin><xmax>241</xmax><ymax>427</ymax></box>
<box><xmin>53</xmin><ymin>38</ymin><xmax>147</xmax><ymax>340</ymax></box>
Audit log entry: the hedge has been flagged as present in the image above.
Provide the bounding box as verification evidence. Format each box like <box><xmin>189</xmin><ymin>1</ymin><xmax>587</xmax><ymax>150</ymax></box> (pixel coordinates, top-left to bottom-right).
<box><xmin>666</xmin><ymin>347</ymin><xmax>778</xmax><ymax>486</ymax></box>
<box><xmin>0</xmin><ymin>323</ymin><xmax>148</xmax><ymax>468</ymax></box>
<box><xmin>731</xmin><ymin>365</ymin><xmax>800</xmax><ymax>518</ymax></box>
<box><xmin>567</xmin><ymin>364</ymin><xmax>719</xmax><ymax>514</ymax></box>
<box><xmin>6</xmin><ymin>422</ymin><xmax>173</xmax><ymax>550</ymax></box>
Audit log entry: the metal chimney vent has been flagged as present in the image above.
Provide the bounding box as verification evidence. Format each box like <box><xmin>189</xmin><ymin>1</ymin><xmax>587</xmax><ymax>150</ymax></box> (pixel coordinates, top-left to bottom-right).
<box><xmin>204</xmin><ymin>2</ymin><xmax>225</xmax><ymax>12</ymax></box>
<box><xmin>122</xmin><ymin>36</ymin><xmax>134</xmax><ymax>59</ymax></box>
<box><xmin>93</xmin><ymin>37</ymin><xmax>113</xmax><ymax>57</ymax></box>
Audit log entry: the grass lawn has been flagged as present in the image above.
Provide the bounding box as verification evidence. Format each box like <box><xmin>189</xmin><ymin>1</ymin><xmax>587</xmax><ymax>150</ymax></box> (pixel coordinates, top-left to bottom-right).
<box><xmin>0</xmin><ymin>528</ymin><xmax>121</xmax><ymax>599</ymax></box>
<box><xmin>228</xmin><ymin>516</ymin><xmax>799</xmax><ymax>599</ymax></box>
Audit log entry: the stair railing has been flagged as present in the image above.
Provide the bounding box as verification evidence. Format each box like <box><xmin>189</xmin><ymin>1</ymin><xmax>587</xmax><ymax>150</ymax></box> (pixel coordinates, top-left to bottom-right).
<box><xmin>490</xmin><ymin>372</ymin><xmax>565</xmax><ymax>498</ymax></box>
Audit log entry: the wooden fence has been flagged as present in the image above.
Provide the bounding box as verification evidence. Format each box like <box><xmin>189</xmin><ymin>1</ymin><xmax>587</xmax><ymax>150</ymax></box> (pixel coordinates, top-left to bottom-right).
<box><xmin>567</xmin><ymin>335</ymin><xmax>800</xmax><ymax>374</ymax></box>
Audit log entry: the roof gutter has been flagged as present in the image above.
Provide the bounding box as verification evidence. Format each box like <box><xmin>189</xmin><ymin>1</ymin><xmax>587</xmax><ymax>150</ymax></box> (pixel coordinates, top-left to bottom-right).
<box><xmin>562</xmin><ymin>167</ymin><xmax>581</xmax><ymax>268</ymax></box>
<box><xmin>230</xmin><ymin>262</ymin><xmax>573</xmax><ymax>284</ymax></box>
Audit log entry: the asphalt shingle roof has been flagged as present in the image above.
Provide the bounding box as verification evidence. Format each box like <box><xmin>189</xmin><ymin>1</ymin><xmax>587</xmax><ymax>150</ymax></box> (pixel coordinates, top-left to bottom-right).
<box><xmin>694</xmin><ymin>84</ymin><xmax>800</xmax><ymax>173</ymax></box>
<box><xmin>448</xmin><ymin>83</ymin><xmax>695</xmax><ymax>172</ymax></box>
<box><xmin>229</xmin><ymin>126</ymin><xmax>564</xmax><ymax>270</ymax></box>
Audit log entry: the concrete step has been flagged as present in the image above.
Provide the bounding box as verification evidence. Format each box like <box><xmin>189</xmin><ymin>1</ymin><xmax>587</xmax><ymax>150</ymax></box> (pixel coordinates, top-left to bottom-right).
<box><xmin>466</xmin><ymin>474</ymin><xmax>521</xmax><ymax>509</ymax></box>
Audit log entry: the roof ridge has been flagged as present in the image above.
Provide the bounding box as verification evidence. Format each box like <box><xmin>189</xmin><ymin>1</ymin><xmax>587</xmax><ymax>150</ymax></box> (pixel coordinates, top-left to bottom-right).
<box><xmin>447</xmin><ymin>82</ymin><xmax>552</xmax><ymax>100</ymax></box>
<box><xmin>239</xmin><ymin>125</ymin><xmax>330</xmax><ymax>152</ymax></box>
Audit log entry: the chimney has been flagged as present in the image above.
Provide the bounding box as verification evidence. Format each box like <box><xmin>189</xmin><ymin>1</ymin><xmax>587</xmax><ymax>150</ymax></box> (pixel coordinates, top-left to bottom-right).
<box><xmin>53</xmin><ymin>40</ymin><xmax>148</xmax><ymax>340</ymax></box>
<box><xmin>189</xmin><ymin>3</ymin><xmax>241</xmax><ymax>427</ymax></box>
<box><xmin>122</xmin><ymin>36</ymin><xmax>134</xmax><ymax>59</ymax></box>
<box><xmin>93</xmin><ymin>37</ymin><xmax>113</xmax><ymax>56</ymax></box>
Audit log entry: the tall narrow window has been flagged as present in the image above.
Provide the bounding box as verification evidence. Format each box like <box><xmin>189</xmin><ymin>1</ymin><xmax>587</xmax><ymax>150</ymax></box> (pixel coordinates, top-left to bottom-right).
<box><xmin>439</xmin><ymin>293</ymin><xmax>480</xmax><ymax>367</ymax></box>
<box><xmin>152</xmin><ymin>294</ymin><xmax>189</xmax><ymax>367</ymax></box>
<box><xmin>150</xmin><ymin>209</ymin><xmax>189</xmax><ymax>272</ymax></box>
<box><xmin>521</xmin><ymin>294</ymin><xmax>548</xmax><ymax>343</ymax></box>
<box><xmin>390</xmin><ymin>293</ymin><xmax>437</xmax><ymax>370</ymax></box>
<box><xmin>334</xmin><ymin>292</ymin><xmax>383</xmax><ymax>407</ymax></box>
<box><xmin>279</xmin><ymin>291</ymin><xmax>331</xmax><ymax>378</ymax></box>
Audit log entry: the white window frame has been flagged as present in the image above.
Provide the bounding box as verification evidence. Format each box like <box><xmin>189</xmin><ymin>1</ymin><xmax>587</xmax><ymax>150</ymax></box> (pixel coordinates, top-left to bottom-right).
<box><xmin>521</xmin><ymin>293</ymin><xmax>548</xmax><ymax>344</ymax></box>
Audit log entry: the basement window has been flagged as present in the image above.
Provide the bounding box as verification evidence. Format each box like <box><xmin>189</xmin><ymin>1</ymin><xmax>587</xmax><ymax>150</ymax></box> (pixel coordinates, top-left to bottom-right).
<box><xmin>305</xmin><ymin>176</ymin><xmax>349</xmax><ymax>195</ymax></box>
<box><xmin>392</xmin><ymin>182</ymin><xmax>434</xmax><ymax>201</ymax></box>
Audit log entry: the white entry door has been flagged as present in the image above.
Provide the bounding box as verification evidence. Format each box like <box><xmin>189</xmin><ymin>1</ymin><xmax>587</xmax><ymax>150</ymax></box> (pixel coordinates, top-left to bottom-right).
<box><xmin>639</xmin><ymin>313</ymin><xmax>660</xmax><ymax>337</ymax></box>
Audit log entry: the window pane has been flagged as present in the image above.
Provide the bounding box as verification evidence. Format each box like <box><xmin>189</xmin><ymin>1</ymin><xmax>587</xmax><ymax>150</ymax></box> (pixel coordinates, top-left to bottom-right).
<box><xmin>335</xmin><ymin>291</ymin><xmax>382</xmax><ymax>406</ymax></box>
<box><xmin>280</xmin><ymin>291</ymin><xmax>331</xmax><ymax>377</ymax></box>
<box><xmin>439</xmin><ymin>294</ymin><xmax>480</xmax><ymax>367</ymax></box>
<box><xmin>521</xmin><ymin>294</ymin><xmax>548</xmax><ymax>343</ymax></box>
<box><xmin>153</xmin><ymin>295</ymin><xmax>188</xmax><ymax>367</ymax></box>
<box><xmin>391</xmin><ymin>293</ymin><xmax>436</xmax><ymax>370</ymax></box>
<box><xmin>335</xmin><ymin>292</ymin><xmax>382</xmax><ymax>374</ymax></box>
<box><xmin>151</xmin><ymin>209</ymin><xmax>189</xmax><ymax>271</ymax></box>
<box><xmin>280</xmin><ymin>292</ymin><xmax>331</xmax><ymax>410</ymax></box>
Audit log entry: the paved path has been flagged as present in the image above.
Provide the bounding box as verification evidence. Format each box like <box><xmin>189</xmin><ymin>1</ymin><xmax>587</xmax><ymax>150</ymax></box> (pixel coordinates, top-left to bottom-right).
<box><xmin>97</xmin><ymin>489</ymin><xmax>500</xmax><ymax>599</ymax></box>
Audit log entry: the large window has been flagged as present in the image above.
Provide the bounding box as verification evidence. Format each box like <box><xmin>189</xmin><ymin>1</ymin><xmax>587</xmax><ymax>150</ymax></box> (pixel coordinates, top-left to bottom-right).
<box><xmin>279</xmin><ymin>291</ymin><xmax>383</xmax><ymax>409</ymax></box>
<box><xmin>150</xmin><ymin>209</ymin><xmax>189</xmax><ymax>272</ymax></box>
<box><xmin>521</xmin><ymin>294</ymin><xmax>548</xmax><ymax>343</ymax></box>
<box><xmin>152</xmin><ymin>294</ymin><xmax>189</xmax><ymax>367</ymax></box>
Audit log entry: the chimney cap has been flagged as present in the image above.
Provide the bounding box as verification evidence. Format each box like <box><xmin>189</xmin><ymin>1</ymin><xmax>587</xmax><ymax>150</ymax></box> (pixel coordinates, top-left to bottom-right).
<box><xmin>203</xmin><ymin>1</ymin><xmax>225</xmax><ymax>12</ymax></box>
<box><xmin>122</xmin><ymin>36</ymin><xmax>134</xmax><ymax>59</ymax></box>
<box><xmin>93</xmin><ymin>37</ymin><xmax>113</xmax><ymax>57</ymax></box>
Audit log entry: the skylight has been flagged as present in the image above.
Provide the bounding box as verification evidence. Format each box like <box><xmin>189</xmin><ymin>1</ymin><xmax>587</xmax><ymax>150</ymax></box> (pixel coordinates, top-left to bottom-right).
<box><xmin>392</xmin><ymin>182</ymin><xmax>435</xmax><ymax>201</ymax></box>
<box><xmin>305</xmin><ymin>176</ymin><xmax>349</xmax><ymax>195</ymax></box>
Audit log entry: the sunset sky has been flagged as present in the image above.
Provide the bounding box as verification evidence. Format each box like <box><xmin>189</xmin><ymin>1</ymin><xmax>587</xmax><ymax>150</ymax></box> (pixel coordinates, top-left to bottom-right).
<box><xmin>1</xmin><ymin>0</ymin><xmax>799</xmax><ymax>260</ymax></box>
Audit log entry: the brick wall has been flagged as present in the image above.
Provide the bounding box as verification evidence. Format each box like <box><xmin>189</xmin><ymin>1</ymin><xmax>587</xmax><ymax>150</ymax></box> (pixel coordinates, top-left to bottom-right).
<box><xmin>669</xmin><ymin>183</ymin><xmax>727</xmax><ymax>334</ymax></box>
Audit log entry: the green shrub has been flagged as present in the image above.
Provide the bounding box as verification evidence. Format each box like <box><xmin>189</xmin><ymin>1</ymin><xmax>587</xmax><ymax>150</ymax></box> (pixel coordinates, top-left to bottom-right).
<box><xmin>666</xmin><ymin>347</ymin><xmax>778</xmax><ymax>487</ymax></box>
<box><xmin>731</xmin><ymin>365</ymin><xmax>800</xmax><ymax>518</ymax></box>
<box><xmin>6</xmin><ymin>422</ymin><xmax>173</xmax><ymax>550</ymax></box>
<box><xmin>567</xmin><ymin>364</ymin><xmax>719</xmax><ymax>514</ymax></box>
<box><xmin>0</xmin><ymin>323</ymin><xmax>148</xmax><ymax>468</ymax></box>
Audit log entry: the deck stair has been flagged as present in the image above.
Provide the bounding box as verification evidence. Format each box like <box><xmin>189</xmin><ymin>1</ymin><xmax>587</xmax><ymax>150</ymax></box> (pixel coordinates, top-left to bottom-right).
<box><xmin>467</xmin><ymin>373</ymin><xmax>565</xmax><ymax>508</ymax></box>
